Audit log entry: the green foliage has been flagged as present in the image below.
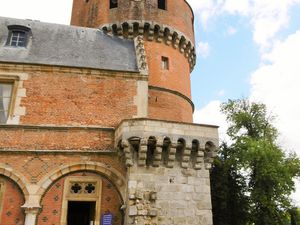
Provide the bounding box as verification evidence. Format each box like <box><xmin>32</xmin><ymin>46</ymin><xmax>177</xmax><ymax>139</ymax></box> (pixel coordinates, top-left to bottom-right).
<box><xmin>211</xmin><ymin>99</ymin><xmax>300</xmax><ymax>225</ymax></box>
<box><xmin>211</xmin><ymin>143</ymin><xmax>250</xmax><ymax>225</ymax></box>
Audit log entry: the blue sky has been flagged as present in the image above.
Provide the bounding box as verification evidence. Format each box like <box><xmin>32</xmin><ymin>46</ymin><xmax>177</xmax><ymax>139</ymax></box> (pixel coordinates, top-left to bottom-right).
<box><xmin>188</xmin><ymin>0</ymin><xmax>300</xmax><ymax>205</ymax></box>
<box><xmin>1</xmin><ymin>0</ymin><xmax>300</xmax><ymax>206</ymax></box>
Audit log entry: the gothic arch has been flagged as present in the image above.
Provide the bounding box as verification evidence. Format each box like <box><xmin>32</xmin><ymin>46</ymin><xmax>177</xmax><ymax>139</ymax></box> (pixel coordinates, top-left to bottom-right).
<box><xmin>37</xmin><ymin>162</ymin><xmax>126</xmax><ymax>202</ymax></box>
<box><xmin>0</xmin><ymin>164</ymin><xmax>29</xmax><ymax>200</ymax></box>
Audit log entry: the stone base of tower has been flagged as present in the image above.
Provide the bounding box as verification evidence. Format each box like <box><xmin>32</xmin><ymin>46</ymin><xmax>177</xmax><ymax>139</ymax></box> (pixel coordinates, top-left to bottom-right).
<box><xmin>126</xmin><ymin>166</ymin><xmax>213</xmax><ymax>225</ymax></box>
<box><xmin>116</xmin><ymin>119</ymin><xmax>218</xmax><ymax>225</ymax></box>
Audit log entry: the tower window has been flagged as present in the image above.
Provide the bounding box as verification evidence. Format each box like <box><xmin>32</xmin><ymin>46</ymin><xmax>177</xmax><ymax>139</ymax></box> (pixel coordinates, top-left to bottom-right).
<box><xmin>6</xmin><ymin>25</ymin><xmax>31</xmax><ymax>48</ymax></box>
<box><xmin>158</xmin><ymin>0</ymin><xmax>166</xmax><ymax>10</ymax></box>
<box><xmin>110</xmin><ymin>0</ymin><xmax>118</xmax><ymax>9</ymax></box>
<box><xmin>161</xmin><ymin>56</ymin><xmax>169</xmax><ymax>70</ymax></box>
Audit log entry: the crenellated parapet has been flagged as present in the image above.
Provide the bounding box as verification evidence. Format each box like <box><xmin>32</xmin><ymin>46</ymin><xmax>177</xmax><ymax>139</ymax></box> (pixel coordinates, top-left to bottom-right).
<box><xmin>115</xmin><ymin>119</ymin><xmax>218</xmax><ymax>170</ymax></box>
<box><xmin>101</xmin><ymin>21</ymin><xmax>196</xmax><ymax>71</ymax></box>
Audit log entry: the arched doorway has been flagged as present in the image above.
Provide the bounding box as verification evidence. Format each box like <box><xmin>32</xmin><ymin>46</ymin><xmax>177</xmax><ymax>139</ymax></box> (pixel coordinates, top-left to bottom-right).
<box><xmin>37</xmin><ymin>172</ymin><xmax>124</xmax><ymax>225</ymax></box>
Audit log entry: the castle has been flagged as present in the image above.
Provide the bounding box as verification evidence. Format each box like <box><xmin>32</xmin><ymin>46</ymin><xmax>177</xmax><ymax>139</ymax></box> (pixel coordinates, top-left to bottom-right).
<box><xmin>0</xmin><ymin>0</ymin><xmax>218</xmax><ymax>225</ymax></box>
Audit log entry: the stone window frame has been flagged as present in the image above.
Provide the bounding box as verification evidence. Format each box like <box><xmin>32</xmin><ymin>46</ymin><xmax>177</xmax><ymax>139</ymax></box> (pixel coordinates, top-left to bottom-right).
<box><xmin>0</xmin><ymin>178</ymin><xmax>5</xmax><ymax>224</ymax></box>
<box><xmin>0</xmin><ymin>75</ymin><xmax>19</xmax><ymax>124</ymax></box>
<box><xmin>60</xmin><ymin>176</ymin><xmax>102</xmax><ymax>225</ymax></box>
<box><xmin>0</xmin><ymin>72</ymin><xmax>27</xmax><ymax>125</ymax></box>
<box><xmin>6</xmin><ymin>25</ymin><xmax>31</xmax><ymax>48</ymax></box>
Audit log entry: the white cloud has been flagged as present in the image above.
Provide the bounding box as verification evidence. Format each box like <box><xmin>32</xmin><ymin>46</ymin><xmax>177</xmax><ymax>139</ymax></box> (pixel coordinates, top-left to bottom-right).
<box><xmin>193</xmin><ymin>100</ymin><xmax>228</xmax><ymax>143</ymax></box>
<box><xmin>187</xmin><ymin>0</ymin><xmax>300</xmax><ymax>49</ymax></box>
<box><xmin>223</xmin><ymin>0</ymin><xmax>250</xmax><ymax>15</ymax></box>
<box><xmin>187</xmin><ymin>0</ymin><xmax>221</xmax><ymax>28</ymax></box>
<box><xmin>196</xmin><ymin>41</ymin><xmax>211</xmax><ymax>58</ymax></box>
<box><xmin>250</xmin><ymin>30</ymin><xmax>300</xmax><ymax>206</ymax></box>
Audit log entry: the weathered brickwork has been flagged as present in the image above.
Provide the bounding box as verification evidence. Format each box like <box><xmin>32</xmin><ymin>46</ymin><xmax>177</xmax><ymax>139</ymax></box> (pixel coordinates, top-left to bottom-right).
<box><xmin>0</xmin><ymin>126</ymin><xmax>114</xmax><ymax>150</ymax></box>
<box><xmin>148</xmin><ymin>89</ymin><xmax>193</xmax><ymax>123</ymax></box>
<box><xmin>145</xmin><ymin>41</ymin><xmax>191</xmax><ymax>98</ymax></box>
<box><xmin>0</xmin><ymin>153</ymin><xmax>126</xmax><ymax>183</ymax></box>
<box><xmin>0</xmin><ymin>176</ymin><xmax>25</xmax><ymax>225</ymax></box>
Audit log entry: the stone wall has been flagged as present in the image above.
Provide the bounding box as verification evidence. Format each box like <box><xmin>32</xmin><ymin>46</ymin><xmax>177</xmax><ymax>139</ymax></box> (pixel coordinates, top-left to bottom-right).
<box><xmin>116</xmin><ymin>119</ymin><xmax>218</xmax><ymax>225</ymax></box>
<box><xmin>127</xmin><ymin>166</ymin><xmax>213</xmax><ymax>225</ymax></box>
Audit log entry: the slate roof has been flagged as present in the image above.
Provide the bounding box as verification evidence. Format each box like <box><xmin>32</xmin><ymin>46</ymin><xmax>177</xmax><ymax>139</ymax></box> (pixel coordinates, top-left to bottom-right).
<box><xmin>0</xmin><ymin>17</ymin><xmax>138</xmax><ymax>72</ymax></box>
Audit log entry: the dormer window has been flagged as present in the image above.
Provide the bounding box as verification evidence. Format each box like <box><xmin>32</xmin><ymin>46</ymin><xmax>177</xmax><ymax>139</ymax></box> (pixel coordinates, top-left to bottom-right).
<box><xmin>110</xmin><ymin>0</ymin><xmax>118</xmax><ymax>9</ymax></box>
<box><xmin>158</xmin><ymin>0</ymin><xmax>166</xmax><ymax>10</ymax></box>
<box><xmin>6</xmin><ymin>25</ymin><xmax>31</xmax><ymax>48</ymax></box>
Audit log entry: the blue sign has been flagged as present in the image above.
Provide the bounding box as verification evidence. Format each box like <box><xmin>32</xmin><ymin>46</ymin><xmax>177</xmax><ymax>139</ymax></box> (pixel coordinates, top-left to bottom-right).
<box><xmin>101</xmin><ymin>213</ymin><xmax>113</xmax><ymax>225</ymax></box>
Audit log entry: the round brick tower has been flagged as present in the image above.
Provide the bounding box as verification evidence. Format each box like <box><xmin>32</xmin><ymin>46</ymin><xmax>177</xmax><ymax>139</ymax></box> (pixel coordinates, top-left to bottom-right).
<box><xmin>71</xmin><ymin>0</ymin><xmax>196</xmax><ymax>123</ymax></box>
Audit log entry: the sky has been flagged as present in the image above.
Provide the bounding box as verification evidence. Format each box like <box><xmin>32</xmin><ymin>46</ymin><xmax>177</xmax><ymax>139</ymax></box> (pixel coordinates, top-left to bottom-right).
<box><xmin>0</xmin><ymin>0</ymin><xmax>300</xmax><ymax>206</ymax></box>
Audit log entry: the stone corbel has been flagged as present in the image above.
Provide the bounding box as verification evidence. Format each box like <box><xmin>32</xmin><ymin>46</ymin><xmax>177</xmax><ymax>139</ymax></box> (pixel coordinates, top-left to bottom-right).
<box><xmin>128</xmin><ymin>23</ymin><xmax>134</xmax><ymax>39</ymax></box>
<box><xmin>181</xmin><ymin>143</ymin><xmax>192</xmax><ymax>169</ymax></box>
<box><xmin>157</xmin><ymin>29</ymin><xmax>164</xmax><ymax>43</ymax></box>
<box><xmin>166</xmin><ymin>141</ymin><xmax>177</xmax><ymax>168</ymax></box>
<box><xmin>153</xmin><ymin>138</ymin><xmax>163</xmax><ymax>167</ymax></box>
<box><xmin>138</xmin><ymin>138</ymin><xmax>148</xmax><ymax>166</ymax></box>
<box><xmin>147</xmin><ymin>24</ymin><xmax>155</xmax><ymax>41</ymax></box>
<box><xmin>194</xmin><ymin>143</ymin><xmax>205</xmax><ymax>170</ymax></box>
<box><xmin>120</xmin><ymin>139</ymin><xmax>134</xmax><ymax>167</ymax></box>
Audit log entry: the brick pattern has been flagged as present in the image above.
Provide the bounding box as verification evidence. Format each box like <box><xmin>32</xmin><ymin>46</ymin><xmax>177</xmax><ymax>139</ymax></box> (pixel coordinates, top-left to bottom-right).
<box><xmin>145</xmin><ymin>41</ymin><xmax>191</xmax><ymax>98</ymax></box>
<box><xmin>148</xmin><ymin>89</ymin><xmax>193</xmax><ymax>123</ymax></box>
<box><xmin>37</xmin><ymin>172</ymin><xmax>123</xmax><ymax>225</ymax></box>
<box><xmin>0</xmin><ymin>127</ymin><xmax>114</xmax><ymax>151</ymax></box>
<box><xmin>0</xmin><ymin>176</ymin><xmax>25</xmax><ymax>225</ymax></box>
<box><xmin>21</xmin><ymin>72</ymin><xmax>137</xmax><ymax>127</ymax></box>
<box><xmin>0</xmin><ymin>154</ymin><xmax>126</xmax><ymax>183</ymax></box>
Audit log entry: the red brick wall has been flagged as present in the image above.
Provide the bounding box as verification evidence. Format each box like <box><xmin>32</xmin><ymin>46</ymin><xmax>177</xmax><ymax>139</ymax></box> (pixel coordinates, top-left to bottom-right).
<box><xmin>71</xmin><ymin>0</ymin><xmax>194</xmax><ymax>42</ymax></box>
<box><xmin>37</xmin><ymin>172</ymin><xmax>123</xmax><ymax>225</ymax></box>
<box><xmin>0</xmin><ymin>127</ymin><xmax>114</xmax><ymax>150</ymax></box>
<box><xmin>0</xmin><ymin>153</ymin><xmax>125</xmax><ymax>183</ymax></box>
<box><xmin>20</xmin><ymin>70</ymin><xmax>137</xmax><ymax>127</ymax></box>
<box><xmin>148</xmin><ymin>89</ymin><xmax>193</xmax><ymax>123</ymax></box>
<box><xmin>0</xmin><ymin>176</ymin><xmax>25</xmax><ymax>225</ymax></box>
<box><xmin>145</xmin><ymin>41</ymin><xmax>191</xmax><ymax>98</ymax></box>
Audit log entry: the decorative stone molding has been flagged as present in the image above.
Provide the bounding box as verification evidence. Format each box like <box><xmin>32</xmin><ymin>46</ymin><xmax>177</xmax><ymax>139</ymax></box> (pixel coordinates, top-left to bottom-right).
<box><xmin>100</xmin><ymin>20</ymin><xmax>196</xmax><ymax>70</ymax></box>
<box><xmin>0</xmin><ymin>163</ymin><xmax>30</xmax><ymax>199</ymax></box>
<box><xmin>60</xmin><ymin>176</ymin><xmax>102</xmax><ymax>225</ymax></box>
<box><xmin>134</xmin><ymin>35</ymin><xmax>149</xmax><ymax>75</ymax></box>
<box><xmin>37</xmin><ymin>162</ymin><xmax>126</xmax><ymax>201</ymax></box>
<box><xmin>115</xmin><ymin>119</ymin><xmax>219</xmax><ymax>170</ymax></box>
<box><xmin>118</xmin><ymin>136</ymin><xmax>217</xmax><ymax>170</ymax></box>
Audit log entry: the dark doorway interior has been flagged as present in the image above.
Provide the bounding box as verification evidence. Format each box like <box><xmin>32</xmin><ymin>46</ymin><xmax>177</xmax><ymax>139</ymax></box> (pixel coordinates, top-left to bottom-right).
<box><xmin>67</xmin><ymin>201</ymin><xmax>96</xmax><ymax>225</ymax></box>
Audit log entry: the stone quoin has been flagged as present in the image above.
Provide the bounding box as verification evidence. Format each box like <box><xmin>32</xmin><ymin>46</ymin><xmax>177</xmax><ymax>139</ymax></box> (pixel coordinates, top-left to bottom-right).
<box><xmin>0</xmin><ymin>0</ymin><xmax>218</xmax><ymax>225</ymax></box>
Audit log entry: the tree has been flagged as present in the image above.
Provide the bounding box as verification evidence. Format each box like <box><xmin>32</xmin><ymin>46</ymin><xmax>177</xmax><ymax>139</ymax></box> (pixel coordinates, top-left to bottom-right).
<box><xmin>211</xmin><ymin>143</ymin><xmax>250</xmax><ymax>225</ymax></box>
<box><xmin>289</xmin><ymin>207</ymin><xmax>300</xmax><ymax>225</ymax></box>
<box><xmin>211</xmin><ymin>99</ymin><xmax>300</xmax><ymax>225</ymax></box>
